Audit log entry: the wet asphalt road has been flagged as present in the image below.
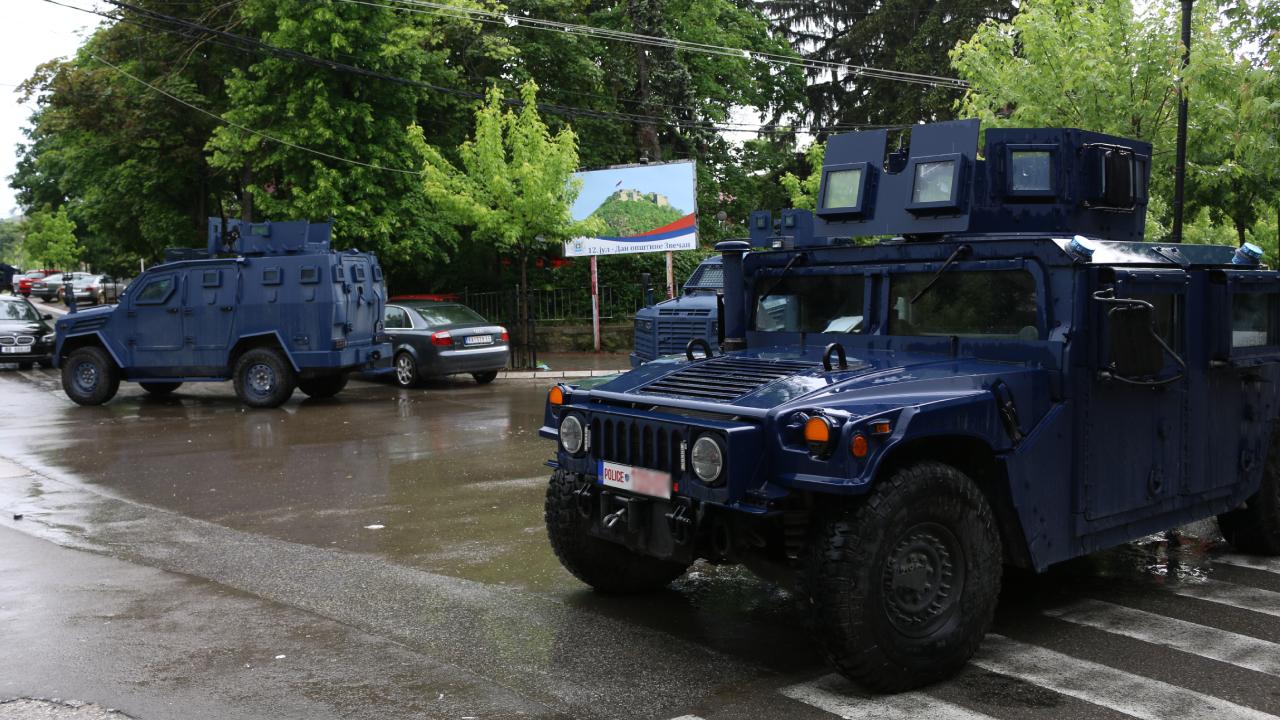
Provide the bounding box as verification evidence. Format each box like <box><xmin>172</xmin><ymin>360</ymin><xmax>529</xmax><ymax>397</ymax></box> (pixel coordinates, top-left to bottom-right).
<box><xmin>1</xmin><ymin>364</ymin><xmax>1279</xmax><ymax>719</ymax></box>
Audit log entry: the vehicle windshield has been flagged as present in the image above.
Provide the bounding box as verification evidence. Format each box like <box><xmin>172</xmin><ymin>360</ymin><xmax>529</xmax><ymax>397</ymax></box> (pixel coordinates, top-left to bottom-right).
<box><xmin>888</xmin><ymin>269</ymin><xmax>1039</xmax><ymax>339</ymax></box>
<box><xmin>409</xmin><ymin>303</ymin><xmax>488</xmax><ymax>328</ymax></box>
<box><xmin>0</xmin><ymin>298</ymin><xmax>40</xmax><ymax>322</ymax></box>
<box><xmin>752</xmin><ymin>274</ymin><xmax>865</xmax><ymax>334</ymax></box>
<box><xmin>685</xmin><ymin>262</ymin><xmax>723</xmax><ymax>290</ymax></box>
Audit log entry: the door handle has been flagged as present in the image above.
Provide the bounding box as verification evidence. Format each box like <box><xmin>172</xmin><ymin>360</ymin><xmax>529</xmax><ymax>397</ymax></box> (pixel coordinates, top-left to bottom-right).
<box><xmin>220</xmin><ymin>306</ymin><xmax>234</xmax><ymax>312</ymax></box>
<box><xmin>166</xmin><ymin>307</ymin><xmax>179</xmax><ymax>314</ymax></box>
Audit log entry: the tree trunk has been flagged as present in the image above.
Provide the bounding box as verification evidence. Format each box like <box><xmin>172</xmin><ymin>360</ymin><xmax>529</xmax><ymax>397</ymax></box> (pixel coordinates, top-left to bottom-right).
<box><xmin>519</xmin><ymin>248</ymin><xmax>531</xmax><ymax>370</ymax></box>
<box><xmin>240</xmin><ymin>164</ymin><xmax>255</xmax><ymax>223</ymax></box>
<box><xmin>1237</xmin><ymin>219</ymin><xmax>1247</xmax><ymax>247</ymax></box>
<box><xmin>629</xmin><ymin>0</ymin><xmax>662</xmax><ymax>162</ymax></box>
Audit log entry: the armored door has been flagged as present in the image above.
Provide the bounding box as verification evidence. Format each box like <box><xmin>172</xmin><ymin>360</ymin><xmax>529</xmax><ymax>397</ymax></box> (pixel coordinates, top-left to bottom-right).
<box><xmin>1081</xmin><ymin>269</ymin><xmax>1188</xmax><ymax>525</ymax></box>
<box><xmin>128</xmin><ymin>272</ymin><xmax>185</xmax><ymax>368</ymax></box>
<box><xmin>186</xmin><ymin>266</ymin><xmax>238</xmax><ymax>370</ymax></box>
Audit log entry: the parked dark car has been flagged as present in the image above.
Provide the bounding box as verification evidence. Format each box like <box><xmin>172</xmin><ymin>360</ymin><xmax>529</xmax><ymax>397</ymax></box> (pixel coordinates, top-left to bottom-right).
<box><xmin>0</xmin><ymin>295</ymin><xmax>54</xmax><ymax>369</ymax></box>
<box><xmin>16</xmin><ymin>270</ymin><xmax>58</xmax><ymax>297</ymax></box>
<box><xmin>31</xmin><ymin>272</ymin><xmax>93</xmax><ymax>302</ymax></box>
<box><xmin>384</xmin><ymin>299</ymin><xmax>509</xmax><ymax>387</ymax></box>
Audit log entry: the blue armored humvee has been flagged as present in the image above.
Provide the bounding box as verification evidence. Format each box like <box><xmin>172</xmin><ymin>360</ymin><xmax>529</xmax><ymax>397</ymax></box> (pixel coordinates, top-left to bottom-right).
<box><xmin>541</xmin><ymin>120</ymin><xmax>1280</xmax><ymax>691</ymax></box>
<box><xmin>55</xmin><ymin>218</ymin><xmax>392</xmax><ymax>408</ymax></box>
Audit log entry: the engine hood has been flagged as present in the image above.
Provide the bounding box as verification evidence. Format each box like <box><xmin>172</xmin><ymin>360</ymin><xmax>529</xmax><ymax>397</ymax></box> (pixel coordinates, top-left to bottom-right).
<box><xmin>55</xmin><ymin>304</ymin><xmax>116</xmax><ymax>332</ymax></box>
<box><xmin>587</xmin><ymin>345</ymin><xmax>1042</xmax><ymax>417</ymax></box>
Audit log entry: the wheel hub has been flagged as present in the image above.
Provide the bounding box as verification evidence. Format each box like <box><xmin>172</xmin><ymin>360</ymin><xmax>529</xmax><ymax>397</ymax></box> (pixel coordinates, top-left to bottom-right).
<box><xmin>248</xmin><ymin>363</ymin><xmax>275</xmax><ymax>394</ymax></box>
<box><xmin>882</xmin><ymin>522</ymin><xmax>963</xmax><ymax>637</ymax></box>
<box><xmin>75</xmin><ymin>362</ymin><xmax>98</xmax><ymax>391</ymax></box>
<box><xmin>396</xmin><ymin>356</ymin><xmax>413</xmax><ymax>385</ymax></box>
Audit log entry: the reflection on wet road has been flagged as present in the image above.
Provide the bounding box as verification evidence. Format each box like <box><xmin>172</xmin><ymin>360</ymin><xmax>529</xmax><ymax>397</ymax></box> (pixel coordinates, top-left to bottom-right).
<box><xmin>2</xmin><ymin>368</ymin><xmax>1280</xmax><ymax>720</ymax></box>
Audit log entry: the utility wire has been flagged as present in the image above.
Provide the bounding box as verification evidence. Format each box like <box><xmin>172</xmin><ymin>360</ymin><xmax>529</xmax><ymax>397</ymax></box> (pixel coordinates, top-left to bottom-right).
<box><xmin>89</xmin><ymin>53</ymin><xmax>427</xmax><ymax>175</ymax></box>
<box><xmin>355</xmin><ymin>0</ymin><xmax>969</xmax><ymax>89</ymax></box>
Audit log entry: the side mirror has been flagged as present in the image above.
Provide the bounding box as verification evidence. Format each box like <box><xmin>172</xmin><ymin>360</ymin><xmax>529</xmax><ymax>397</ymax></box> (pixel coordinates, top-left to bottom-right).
<box><xmin>42</xmin><ymin>313</ymin><xmax>53</xmax><ymax>320</ymax></box>
<box><xmin>1108</xmin><ymin>304</ymin><xmax>1164</xmax><ymax>376</ymax></box>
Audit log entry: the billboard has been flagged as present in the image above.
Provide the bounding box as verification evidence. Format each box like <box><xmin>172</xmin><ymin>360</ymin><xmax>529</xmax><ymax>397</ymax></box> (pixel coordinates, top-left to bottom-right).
<box><xmin>564</xmin><ymin>160</ymin><xmax>697</xmax><ymax>257</ymax></box>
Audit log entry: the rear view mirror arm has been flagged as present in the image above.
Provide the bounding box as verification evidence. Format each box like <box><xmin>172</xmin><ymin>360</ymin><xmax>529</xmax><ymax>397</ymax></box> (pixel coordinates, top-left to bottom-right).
<box><xmin>1091</xmin><ymin>289</ymin><xmax>1186</xmax><ymax>385</ymax></box>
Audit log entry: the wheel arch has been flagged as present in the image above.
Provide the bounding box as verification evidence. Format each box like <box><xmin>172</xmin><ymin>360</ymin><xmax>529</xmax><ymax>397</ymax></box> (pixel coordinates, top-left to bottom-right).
<box><xmin>876</xmin><ymin>433</ymin><xmax>1034</xmax><ymax>570</ymax></box>
<box><xmin>59</xmin><ymin>332</ymin><xmax>123</xmax><ymax>369</ymax></box>
<box><xmin>228</xmin><ymin>332</ymin><xmax>298</xmax><ymax>371</ymax></box>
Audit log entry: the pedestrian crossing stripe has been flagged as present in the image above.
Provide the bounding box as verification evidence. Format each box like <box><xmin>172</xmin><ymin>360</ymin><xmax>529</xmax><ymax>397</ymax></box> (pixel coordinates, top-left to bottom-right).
<box><xmin>779</xmin><ymin>674</ymin><xmax>995</xmax><ymax>720</ymax></box>
<box><xmin>1170</xmin><ymin>578</ymin><xmax>1280</xmax><ymax>618</ymax></box>
<box><xmin>1214</xmin><ymin>553</ymin><xmax>1280</xmax><ymax>576</ymax></box>
<box><xmin>1045</xmin><ymin>598</ymin><xmax>1280</xmax><ymax>677</ymax></box>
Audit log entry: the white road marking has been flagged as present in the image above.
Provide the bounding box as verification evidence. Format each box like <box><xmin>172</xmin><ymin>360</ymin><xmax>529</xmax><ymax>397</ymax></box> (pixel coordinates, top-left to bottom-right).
<box><xmin>1171</xmin><ymin>580</ymin><xmax>1280</xmax><ymax>618</ymax></box>
<box><xmin>779</xmin><ymin>674</ymin><xmax>996</xmax><ymax>720</ymax></box>
<box><xmin>667</xmin><ymin>716</ymin><xmax>706</xmax><ymax>720</ymax></box>
<box><xmin>1215</xmin><ymin>553</ymin><xmax>1280</xmax><ymax>576</ymax></box>
<box><xmin>971</xmin><ymin>634</ymin><xmax>1277</xmax><ymax>720</ymax></box>
<box><xmin>1046</xmin><ymin>598</ymin><xmax>1280</xmax><ymax>676</ymax></box>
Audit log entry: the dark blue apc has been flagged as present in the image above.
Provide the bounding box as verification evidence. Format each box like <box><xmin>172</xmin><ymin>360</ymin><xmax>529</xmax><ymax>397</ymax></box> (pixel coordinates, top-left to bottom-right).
<box><xmin>54</xmin><ymin>219</ymin><xmax>392</xmax><ymax>408</ymax></box>
<box><xmin>541</xmin><ymin>120</ymin><xmax>1280</xmax><ymax>692</ymax></box>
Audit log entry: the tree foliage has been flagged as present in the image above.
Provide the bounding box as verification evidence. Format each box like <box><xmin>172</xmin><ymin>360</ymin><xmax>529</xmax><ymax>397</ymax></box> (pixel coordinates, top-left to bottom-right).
<box><xmin>951</xmin><ymin>0</ymin><xmax>1280</xmax><ymax>247</ymax></box>
<box><xmin>781</xmin><ymin>142</ymin><xmax>826</xmax><ymax>211</ymax></box>
<box><xmin>22</xmin><ymin>206</ymin><xmax>82</xmax><ymax>269</ymax></box>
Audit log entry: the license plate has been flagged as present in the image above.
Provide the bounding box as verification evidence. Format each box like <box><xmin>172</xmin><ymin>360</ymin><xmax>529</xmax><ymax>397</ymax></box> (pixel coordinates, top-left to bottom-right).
<box><xmin>598</xmin><ymin>460</ymin><xmax>671</xmax><ymax>499</ymax></box>
<box><xmin>2</xmin><ymin>347</ymin><xmax>31</xmax><ymax>354</ymax></box>
<box><xmin>463</xmin><ymin>334</ymin><xmax>493</xmax><ymax>346</ymax></box>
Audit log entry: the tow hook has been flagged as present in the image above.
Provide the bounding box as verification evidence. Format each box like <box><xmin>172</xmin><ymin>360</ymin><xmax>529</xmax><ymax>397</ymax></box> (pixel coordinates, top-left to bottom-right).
<box><xmin>665</xmin><ymin>503</ymin><xmax>694</xmax><ymax>545</ymax></box>
<box><xmin>573</xmin><ymin>480</ymin><xmax>595</xmax><ymax>519</ymax></box>
<box><xmin>603</xmin><ymin>507</ymin><xmax>627</xmax><ymax>529</ymax></box>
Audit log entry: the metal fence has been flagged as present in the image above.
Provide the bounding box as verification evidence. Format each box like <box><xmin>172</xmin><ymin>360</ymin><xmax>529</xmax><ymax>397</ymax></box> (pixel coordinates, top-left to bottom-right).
<box><xmin>459</xmin><ymin>286</ymin><xmax>645</xmax><ymax>325</ymax></box>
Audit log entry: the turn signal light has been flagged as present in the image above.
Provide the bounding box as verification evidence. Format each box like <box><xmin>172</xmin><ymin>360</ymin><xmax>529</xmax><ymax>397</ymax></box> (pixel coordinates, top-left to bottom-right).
<box><xmin>869</xmin><ymin>420</ymin><xmax>892</xmax><ymax>436</ymax></box>
<box><xmin>850</xmin><ymin>433</ymin><xmax>869</xmax><ymax>458</ymax></box>
<box><xmin>548</xmin><ymin>386</ymin><xmax>565</xmax><ymax>407</ymax></box>
<box><xmin>431</xmin><ymin>330</ymin><xmax>453</xmax><ymax>347</ymax></box>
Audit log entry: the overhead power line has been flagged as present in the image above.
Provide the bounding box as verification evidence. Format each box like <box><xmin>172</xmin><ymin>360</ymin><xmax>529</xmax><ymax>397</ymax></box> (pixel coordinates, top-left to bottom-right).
<box><xmin>349</xmin><ymin>0</ymin><xmax>970</xmax><ymax>90</ymax></box>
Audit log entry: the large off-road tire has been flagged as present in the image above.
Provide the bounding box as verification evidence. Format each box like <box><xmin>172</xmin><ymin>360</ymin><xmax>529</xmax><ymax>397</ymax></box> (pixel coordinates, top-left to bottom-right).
<box><xmin>545</xmin><ymin>468</ymin><xmax>689</xmax><ymax>593</ymax></box>
<box><xmin>232</xmin><ymin>347</ymin><xmax>296</xmax><ymax>408</ymax></box>
<box><xmin>472</xmin><ymin>370</ymin><xmax>499</xmax><ymax>384</ymax></box>
<box><xmin>140</xmin><ymin>382</ymin><xmax>182</xmax><ymax>396</ymax></box>
<box><xmin>61</xmin><ymin>346</ymin><xmax>121</xmax><ymax>406</ymax></box>
<box><xmin>805</xmin><ymin>461</ymin><xmax>1003</xmax><ymax>693</ymax></box>
<box><xmin>393</xmin><ymin>351</ymin><xmax>419</xmax><ymax>388</ymax></box>
<box><xmin>1217</xmin><ymin>441</ymin><xmax>1280</xmax><ymax>556</ymax></box>
<box><xmin>298</xmin><ymin>373</ymin><xmax>349</xmax><ymax>399</ymax></box>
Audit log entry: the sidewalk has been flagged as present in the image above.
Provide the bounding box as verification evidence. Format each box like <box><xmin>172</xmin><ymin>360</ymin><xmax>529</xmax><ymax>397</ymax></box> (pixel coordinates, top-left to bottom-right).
<box><xmin>498</xmin><ymin>351</ymin><xmax>631</xmax><ymax>381</ymax></box>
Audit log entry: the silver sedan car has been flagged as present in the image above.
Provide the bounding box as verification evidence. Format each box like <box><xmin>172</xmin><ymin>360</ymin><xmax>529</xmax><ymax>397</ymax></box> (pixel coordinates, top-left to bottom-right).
<box><xmin>384</xmin><ymin>300</ymin><xmax>510</xmax><ymax>387</ymax></box>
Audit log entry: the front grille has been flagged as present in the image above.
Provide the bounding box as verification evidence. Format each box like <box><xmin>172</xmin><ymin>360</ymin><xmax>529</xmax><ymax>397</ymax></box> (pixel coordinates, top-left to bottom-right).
<box><xmin>658</xmin><ymin>308</ymin><xmax>711</xmax><ymax>316</ymax></box>
<box><xmin>640</xmin><ymin>355</ymin><xmax>817</xmax><ymax>403</ymax></box>
<box><xmin>591</xmin><ymin>415</ymin><xmax>686</xmax><ymax>473</ymax></box>
<box><xmin>656</xmin><ymin>318</ymin><xmax>715</xmax><ymax>355</ymax></box>
<box><xmin>634</xmin><ymin>326</ymin><xmax>656</xmax><ymax>360</ymax></box>
<box><xmin>0</xmin><ymin>335</ymin><xmax>35</xmax><ymax>346</ymax></box>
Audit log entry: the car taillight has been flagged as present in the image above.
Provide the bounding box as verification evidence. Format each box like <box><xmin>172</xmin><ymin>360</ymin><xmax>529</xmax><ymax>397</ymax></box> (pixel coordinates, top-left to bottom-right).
<box><xmin>500</xmin><ymin>328</ymin><xmax>509</xmax><ymax>342</ymax></box>
<box><xmin>431</xmin><ymin>331</ymin><xmax>453</xmax><ymax>347</ymax></box>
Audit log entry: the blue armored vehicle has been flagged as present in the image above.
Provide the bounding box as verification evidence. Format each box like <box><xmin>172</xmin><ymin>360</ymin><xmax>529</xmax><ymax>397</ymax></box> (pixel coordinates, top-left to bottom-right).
<box><xmin>541</xmin><ymin>120</ymin><xmax>1280</xmax><ymax>691</ymax></box>
<box><xmin>55</xmin><ymin>218</ymin><xmax>392</xmax><ymax>408</ymax></box>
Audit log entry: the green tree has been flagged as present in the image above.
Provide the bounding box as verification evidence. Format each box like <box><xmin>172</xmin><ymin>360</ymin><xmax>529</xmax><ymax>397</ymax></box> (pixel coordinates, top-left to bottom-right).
<box><xmin>0</xmin><ymin>218</ymin><xmax>24</xmax><ymax>266</ymax></box>
<box><xmin>764</xmin><ymin>0</ymin><xmax>1015</xmax><ymax>128</ymax></box>
<box><xmin>951</xmin><ymin>0</ymin><xmax>1279</xmax><ymax>246</ymax></box>
<box><xmin>412</xmin><ymin>83</ymin><xmax>603</xmax><ymax>364</ymax></box>
<box><xmin>22</xmin><ymin>207</ymin><xmax>82</xmax><ymax>269</ymax></box>
<box><xmin>781</xmin><ymin>142</ymin><xmax>826</xmax><ymax>211</ymax></box>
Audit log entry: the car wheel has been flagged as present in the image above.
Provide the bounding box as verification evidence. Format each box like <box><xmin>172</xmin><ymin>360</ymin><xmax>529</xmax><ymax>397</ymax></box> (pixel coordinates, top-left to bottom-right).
<box><xmin>232</xmin><ymin>347</ymin><xmax>296</xmax><ymax>408</ymax></box>
<box><xmin>544</xmin><ymin>468</ymin><xmax>690</xmax><ymax>593</ymax></box>
<box><xmin>1218</xmin><ymin>431</ymin><xmax>1280</xmax><ymax>555</ymax></box>
<box><xmin>803</xmin><ymin>461</ymin><xmax>1002</xmax><ymax>692</ymax></box>
<box><xmin>140</xmin><ymin>382</ymin><xmax>182</xmax><ymax>396</ymax></box>
<box><xmin>298</xmin><ymin>373</ymin><xmax>349</xmax><ymax>399</ymax></box>
<box><xmin>61</xmin><ymin>346</ymin><xmax>121</xmax><ymax>406</ymax></box>
<box><xmin>472</xmin><ymin>370</ymin><xmax>499</xmax><ymax>384</ymax></box>
<box><xmin>394</xmin><ymin>351</ymin><xmax>419</xmax><ymax>388</ymax></box>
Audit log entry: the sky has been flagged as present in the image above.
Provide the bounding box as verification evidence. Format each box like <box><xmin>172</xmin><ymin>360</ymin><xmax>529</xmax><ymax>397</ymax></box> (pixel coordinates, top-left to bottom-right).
<box><xmin>0</xmin><ymin>0</ymin><xmax>98</xmax><ymax>219</ymax></box>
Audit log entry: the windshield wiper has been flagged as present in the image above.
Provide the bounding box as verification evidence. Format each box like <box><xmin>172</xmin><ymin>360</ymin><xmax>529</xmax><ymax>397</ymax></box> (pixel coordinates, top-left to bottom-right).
<box><xmin>757</xmin><ymin>253</ymin><xmax>804</xmax><ymax>303</ymax></box>
<box><xmin>909</xmin><ymin>244</ymin><xmax>971</xmax><ymax>305</ymax></box>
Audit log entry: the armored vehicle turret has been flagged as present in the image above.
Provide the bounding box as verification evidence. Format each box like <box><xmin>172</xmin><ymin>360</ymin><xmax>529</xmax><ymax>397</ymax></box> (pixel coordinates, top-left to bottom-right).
<box><xmin>54</xmin><ymin>218</ymin><xmax>392</xmax><ymax>408</ymax></box>
<box><xmin>540</xmin><ymin>120</ymin><xmax>1280</xmax><ymax>691</ymax></box>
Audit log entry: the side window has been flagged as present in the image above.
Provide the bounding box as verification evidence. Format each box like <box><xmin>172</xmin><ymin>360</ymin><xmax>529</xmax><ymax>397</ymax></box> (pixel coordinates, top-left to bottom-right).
<box><xmin>384</xmin><ymin>306</ymin><xmax>410</xmax><ymax>330</ymax></box>
<box><xmin>262</xmin><ymin>267</ymin><xmax>282</xmax><ymax>286</ymax></box>
<box><xmin>202</xmin><ymin>270</ymin><xmax>221</xmax><ymax>288</ymax></box>
<box><xmin>1232</xmin><ymin>293</ymin><xmax>1275</xmax><ymax>348</ymax></box>
<box><xmin>753</xmin><ymin>274</ymin><xmax>865</xmax><ymax>333</ymax></box>
<box><xmin>300</xmin><ymin>266</ymin><xmax>320</xmax><ymax>284</ymax></box>
<box><xmin>1131</xmin><ymin>293</ymin><xmax>1182</xmax><ymax>351</ymax></box>
<box><xmin>889</xmin><ymin>270</ymin><xmax>1038</xmax><ymax>339</ymax></box>
<box><xmin>353</xmin><ymin>265</ymin><xmax>366</xmax><ymax>283</ymax></box>
<box><xmin>134</xmin><ymin>276</ymin><xmax>175</xmax><ymax>304</ymax></box>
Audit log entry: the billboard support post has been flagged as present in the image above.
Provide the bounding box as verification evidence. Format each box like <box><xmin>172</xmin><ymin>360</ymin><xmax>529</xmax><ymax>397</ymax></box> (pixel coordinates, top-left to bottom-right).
<box><xmin>665</xmin><ymin>251</ymin><xmax>674</xmax><ymax>299</ymax></box>
<box><xmin>590</xmin><ymin>255</ymin><xmax>601</xmax><ymax>352</ymax></box>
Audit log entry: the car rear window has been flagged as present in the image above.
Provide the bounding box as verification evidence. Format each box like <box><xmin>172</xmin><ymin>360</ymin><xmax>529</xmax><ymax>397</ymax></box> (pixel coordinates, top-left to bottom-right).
<box><xmin>410</xmin><ymin>303</ymin><xmax>487</xmax><ymax>328</ymax></box>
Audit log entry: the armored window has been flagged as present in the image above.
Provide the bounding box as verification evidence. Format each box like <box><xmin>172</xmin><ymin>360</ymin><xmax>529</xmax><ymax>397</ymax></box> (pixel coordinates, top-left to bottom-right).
<box><xmin>752</xmin><ymin>274</ymin><xmax>866</xmax><ymax>334</ymax></box>
<box><xmin>300</xmin><ymin>266</ymin><xmax>320</xmax><ymax>284</ymax></box>
<box><xmin>889</xmin><ymin>270</ymin><xmax>1037</xmax><ymax>339</ymax></box>
<box><xmin>686</xmin><ymin>263</ymin><xmax>723</xmax><ymax>290</ymax></box>
<box><xmin>202</xmin><ymin>270</ymin><xmax>221</xmax><ymax>288</ymax></box>
<box><xmin>383</xmin><ymin>305</ymin><xmax>411</xmax><ymax>330</ymax></box>
<box><xmin>1232</xmin><ymin>293</ymin><xmax>1275</xmax><ymax>348</ymax></box>
<box><xmin>353</xmin><ymin>265</ymin><xmax>366</xmax><ymax>282</ymax></box>
<box><xmin>754</xmin><ymin>214</ymin><xmax>769</xmax><ymax>230</ymax></box>
<box><xmin>134</xmin><ymin>276</ymin><xmax>175</xmax><ymax>305</ymax></box>
<box><xmin>817</xmin><ymin>162</ymin><xmax>870</xmax><ymax>217</ymax></box>
<box><xmin>913</xmin><ymin>161</ymin><xmax>955</xmax><ymax>204</ymax></box>
<box><xmin>372</xmin><ymin>265</ymin><xmax>383</xmax><ymax>282</ymax></box>
<box><xmin>333</xmin><ymin>265</ymin><xmax>345</xmax><ymax>282</ymax></box>
<box><xmin>1010</xmin><ymin>151</ymin><xmax>1052</xmax><ymax>192</ymax></box>
<box><xmin>262</xmin><ymin>268</ymin><xmax>282</xmax><ymax>286</ymax></box>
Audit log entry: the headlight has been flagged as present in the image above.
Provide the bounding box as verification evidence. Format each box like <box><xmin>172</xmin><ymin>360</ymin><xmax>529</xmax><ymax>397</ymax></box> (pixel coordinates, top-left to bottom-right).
<box><xmin>559</xmin><ymin>414</ymin><xmax>584</xmax><ymax>454</ymax></box>
<box><xmin>691</xmin><ymin>435</ymin><xmax>724</xmax><ymax>484</ymax></box>
<box><xmin>42</xmin><ymin>334</ymin><xmax>55</xmax><ymax>343</ymax></box>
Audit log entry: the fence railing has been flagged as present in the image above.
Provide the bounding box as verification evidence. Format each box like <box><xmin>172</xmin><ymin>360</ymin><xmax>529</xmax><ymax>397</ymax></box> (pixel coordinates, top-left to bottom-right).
<box><xmin>459</xmin><ymin>286</ymin><xmax>646</xmax><ymax>325</ymax></box>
